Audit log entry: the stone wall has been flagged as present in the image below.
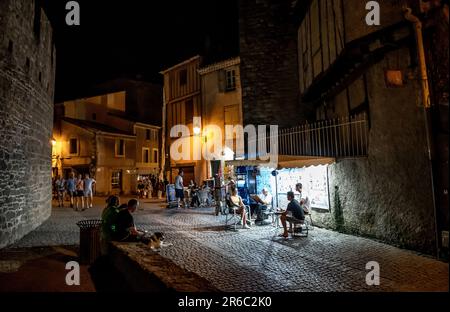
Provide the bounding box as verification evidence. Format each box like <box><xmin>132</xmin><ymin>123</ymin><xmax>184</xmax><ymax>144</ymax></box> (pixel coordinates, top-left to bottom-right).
<box><xmin>0</xmin><ymin>0</ymin><xmax>55</xmax><ymax>248</ymax></box>
<box><xmin>239</xmin><ymin>0</ymin><xmax>312</xmax><ymax>128</ymax></box>
<box><xmin>109</xmin><ymin>242</ymin><xmax>219</xmax><ymax>292</ymax></box>
<box><xmin>310</xmin><ymin>47</ymin><xmax>437</xmax><ymax>255</ymax></box>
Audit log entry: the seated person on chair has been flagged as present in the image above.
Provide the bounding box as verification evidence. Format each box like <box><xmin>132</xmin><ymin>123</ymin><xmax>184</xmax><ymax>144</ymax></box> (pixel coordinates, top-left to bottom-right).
<box><xmin>279</xmin><ymin>191</ymin><xmax>305</xmax><ymax>238</ymax></box>
<box><xmin>190</xmin><ymin>181</ymin><xmax>200</xmax><ymax>207</ymax></box>
<box><xmin>251</xmin><ymin>188</ymin><xmax>273</xmax><ymax>223</ymax></box>
<box><xmin>112</xmin><ymin>199</ymin><xmax>146</xmax><ymax>242</ymax></box>
<box><xmin>228</xmin><ymin>185</ymin><xmax>251</xmax><ymax>229</ymax></box>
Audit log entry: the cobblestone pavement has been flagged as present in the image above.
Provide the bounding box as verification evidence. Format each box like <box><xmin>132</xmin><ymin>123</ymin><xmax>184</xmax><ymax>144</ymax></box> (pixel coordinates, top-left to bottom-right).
<box><xmin>10</xmin><ymin>197</ymin><xmax>449</xmax><ymax>292</ymax></box>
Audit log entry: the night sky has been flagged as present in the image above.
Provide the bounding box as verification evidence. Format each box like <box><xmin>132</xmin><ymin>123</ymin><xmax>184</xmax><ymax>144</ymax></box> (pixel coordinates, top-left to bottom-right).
<box><xmin>42</xmin><ymin>0</ymin><xmax>239</xmax><ymax>102</ymax></box>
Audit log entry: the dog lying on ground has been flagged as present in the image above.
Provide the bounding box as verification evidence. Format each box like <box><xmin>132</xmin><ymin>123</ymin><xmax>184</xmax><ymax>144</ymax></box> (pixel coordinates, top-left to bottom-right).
<box><xmin>146</xmin><ymin>232</ymin><xmax>164</xmax><ymax>250</ymax></box>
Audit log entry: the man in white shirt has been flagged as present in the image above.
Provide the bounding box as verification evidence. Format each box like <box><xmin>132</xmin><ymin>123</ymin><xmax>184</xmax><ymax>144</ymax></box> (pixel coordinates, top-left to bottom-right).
<box><xmin>252</xmin><ymin>188</ymin><xmax>273</xmax><ymax>223</ymax></box>
<box><xmin>296</xmin><ymin>182</ymin><xmax>311</xmax><ymax>215</ymax></box>
<box><xmin>174</xmin><ymin>169</ymin><xmax>185</xmax><ymax>208</ymax></box>
<box><xmin>83</xmin><ymin>173</ymin><xmax>96</xmax><ymax>210</ymax></box>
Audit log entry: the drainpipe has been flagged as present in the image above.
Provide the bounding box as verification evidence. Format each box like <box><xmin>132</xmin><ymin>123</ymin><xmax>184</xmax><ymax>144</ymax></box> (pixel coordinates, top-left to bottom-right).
<box><xmin>404</xmin><ymin>7</ymin><xmax>440</xmax><ymax>259</ymax></box>
<box><xmin>160</xmin><ymin>90</ymin><xmax>167</xmax><ymax>182</ymax></box>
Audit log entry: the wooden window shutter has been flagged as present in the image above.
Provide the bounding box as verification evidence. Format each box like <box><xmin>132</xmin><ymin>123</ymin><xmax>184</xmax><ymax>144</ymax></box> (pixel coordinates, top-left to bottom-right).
<box><xmin>218</xmin><ymin>70</ymin><xmax>226</xmax><ymax>93</ymax></box>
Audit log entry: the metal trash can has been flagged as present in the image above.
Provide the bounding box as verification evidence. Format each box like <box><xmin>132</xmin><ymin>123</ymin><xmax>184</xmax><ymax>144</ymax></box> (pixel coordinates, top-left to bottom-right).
<box><xmin>76</xmin><ymin>219</ymin><xmax>102</xmax><ymax>265</ymax></box>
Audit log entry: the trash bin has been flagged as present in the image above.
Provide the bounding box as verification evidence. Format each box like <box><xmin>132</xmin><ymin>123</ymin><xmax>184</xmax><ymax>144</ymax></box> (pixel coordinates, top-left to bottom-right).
<box><xmin>76</xmin><ymin>219</ymin><xmax>102</xmax><ymax>265</ymax></box>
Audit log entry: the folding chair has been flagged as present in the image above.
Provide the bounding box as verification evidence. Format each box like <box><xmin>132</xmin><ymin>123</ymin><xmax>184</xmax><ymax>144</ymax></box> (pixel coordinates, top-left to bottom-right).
<box><xmin>288</xmin><ymin>218</ymin><xmax>309</xmax><ymax>237</ymax></box>
<box><xmin>304</xmin><ymin>211</ymin><xmax>314</xmax><ymax>230</ymax></box>
<box><xmin>198</xmin><ymin>189</ymin><xmax>210</xmax><ymax>207</ymax></box>
<box><xmin>223</xmin><ymin>195</ymin><xmax>252</xmax><ymax>231</ymax></box>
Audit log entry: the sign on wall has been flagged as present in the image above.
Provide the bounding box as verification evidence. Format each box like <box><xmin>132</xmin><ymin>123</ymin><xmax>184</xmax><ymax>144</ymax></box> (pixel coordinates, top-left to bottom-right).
<box><xmin>276</xmin><ymin>165</ymin><xmax>329</xmax><ymax>210</ymax></box>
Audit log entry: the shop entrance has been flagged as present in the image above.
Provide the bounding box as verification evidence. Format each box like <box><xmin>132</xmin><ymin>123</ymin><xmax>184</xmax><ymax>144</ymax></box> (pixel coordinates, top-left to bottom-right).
<box><xmin>172</xmin><ymin>166</ymin><xmax>195</xmax><ymax>186</ymax></box>
<box><xmin>111</xmin><ymin>170</ymin><xmax>123</xmax><ymax>194</ymax></box>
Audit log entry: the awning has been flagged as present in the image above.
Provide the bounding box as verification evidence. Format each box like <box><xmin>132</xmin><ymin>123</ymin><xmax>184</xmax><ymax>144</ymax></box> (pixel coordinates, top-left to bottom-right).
<box><xmin>277</xmin><ymin>155</ymin><xmax>335</xmax><ymax>169</ymax></box>
<box><xmin>225</xmin><ymin>159</ymin><xmax>275</xmax><ymax>168</ymax></box>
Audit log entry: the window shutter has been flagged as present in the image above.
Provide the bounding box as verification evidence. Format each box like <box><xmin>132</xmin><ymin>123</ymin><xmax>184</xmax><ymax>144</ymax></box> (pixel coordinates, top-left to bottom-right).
<box><xmin>218</xmin><ymin>70</ymin><xmax>226</xmax><ymax>93</ymax></box>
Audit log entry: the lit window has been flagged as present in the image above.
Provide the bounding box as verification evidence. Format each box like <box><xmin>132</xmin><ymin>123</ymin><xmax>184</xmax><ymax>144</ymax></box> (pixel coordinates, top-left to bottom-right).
<box><xmin>225</xmin><ymin>69</ymin><xmax>236</xmax><ymax>91</ymax></box>
<box><xmin>111</xmin><ymin>171</ymin><xmax>121</xmax><ymax>189</ymax></box>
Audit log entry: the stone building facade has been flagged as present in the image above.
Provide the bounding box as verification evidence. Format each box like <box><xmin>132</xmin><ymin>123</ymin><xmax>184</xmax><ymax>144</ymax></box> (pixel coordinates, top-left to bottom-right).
<box><xmin>94</xmin><ymin>79</ymin><xmax>163</xmax><ymax>126</ymax></box>
<box><xmin>199</xmin><ymin>57</ymin><xmax>243</xmax><ymax>178</ymax></box>
<box><xmin>0</xmin><ymin>0</ymin><xmax>56</xmax><ymax>248</ymax></box>
<box><xmin>239</xmin><ymin>0</ymin><xmax>313</xmax><ymax>128</ymax></box>
<box><xmin>293</xmin><ymin>0</ymin><xmax>447</xmax><ymax>255</ymax></box>
<box><xmin>53</xmin><ymin>91</ymin><xmax>161</xmax><ymax>195</ymax></box>
<box><xmin>161</xmin><ymin>56</ymin><xmax>205</xmax><ymax>184</ymax></box>
<box><xmin>238</xmin><ymin>0</ymin><xmax>447</xmax><ymax>255</ymax></box>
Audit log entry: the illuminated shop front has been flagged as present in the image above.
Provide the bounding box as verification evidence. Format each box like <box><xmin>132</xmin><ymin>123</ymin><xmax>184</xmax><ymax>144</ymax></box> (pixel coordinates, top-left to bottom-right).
<box><xmin>225</xmin><ymin>156</ymin><xmax>334</xmax><ymax>209</ymax></box>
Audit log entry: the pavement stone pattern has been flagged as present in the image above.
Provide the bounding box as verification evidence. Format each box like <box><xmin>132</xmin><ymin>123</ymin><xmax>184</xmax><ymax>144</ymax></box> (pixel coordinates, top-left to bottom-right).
<box><xmin>9</xmin><ymin>197</ymin><xmax>449</xmax><ymax>292</ymax></box>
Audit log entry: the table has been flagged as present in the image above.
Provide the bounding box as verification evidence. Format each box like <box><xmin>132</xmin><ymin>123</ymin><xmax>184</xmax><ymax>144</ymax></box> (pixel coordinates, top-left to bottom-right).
<box><xmin>272</xmin><ymin>210</ymin><xmax>285</xmax><ymax>228</ymax></box>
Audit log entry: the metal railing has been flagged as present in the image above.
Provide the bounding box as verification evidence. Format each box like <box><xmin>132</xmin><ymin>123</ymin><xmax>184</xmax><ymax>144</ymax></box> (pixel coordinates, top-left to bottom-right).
<box><xmin>279</xmin><ymin>113</ymin><xmax>369</xmax><ymax>158</ymax></box>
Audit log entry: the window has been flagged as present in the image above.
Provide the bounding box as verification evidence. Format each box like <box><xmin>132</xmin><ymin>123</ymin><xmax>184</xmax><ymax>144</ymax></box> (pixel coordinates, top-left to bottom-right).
<box><xmin>179</xmin><ymin>69</ymin><xmax>187</xmax><ymax>86</ymax></box>
<box><xmin>146</xmin><ymin>129</ymin><xmax>151</xmax><ymax>140</ymax></box>
<box><xmin>111</xmin><ymin>171</ymin><xmax>121</xmax><ymax>189</ymax></box>
<box><xmin>185</xmin><ymin>99</ymin><xmax>194</xmax><ymax>125</ymax></box>
<box><xmin>225</xmin><ymin>69</ymin><xmax>236</xmax><ymax>91</ymax></box>
<box><xmin>142</xmin><ymin>148</ymin><xmax>150</xmax><ymax>163</ymax></box>
<box><xmin>69</xmin><ymin>138</ymin><xmax>78</xmax><ymax>155</ymax></box>
<box><xmin>115</xmin><ymin>139</ymin><xmax>125</xmax><ymax>157</ymax></box>
<box><xmin>152</xmin><ymin>149</ymin><xmax>159</xmax><ymax>164</ymax></box>
<box><xmin>8</xmin><ymin>40</ymin><xmax>13</xmax><ymax>53</ymax></box>
<box><xmin>92</xmin><ymin>113</ymin><xmax>97</xmax><ymax>121</ymax></box>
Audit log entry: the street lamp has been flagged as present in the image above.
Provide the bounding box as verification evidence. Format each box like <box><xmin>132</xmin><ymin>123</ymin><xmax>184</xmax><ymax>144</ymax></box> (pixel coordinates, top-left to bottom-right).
<box><xmin>193</xmin><ymin>126</ymin><xmax>201</xmax><ymax>135</ymax></box>
<box><xmin>193</xmin><ymin>116</ymin><xmax>202</xmax><ymax>135</ymax></box>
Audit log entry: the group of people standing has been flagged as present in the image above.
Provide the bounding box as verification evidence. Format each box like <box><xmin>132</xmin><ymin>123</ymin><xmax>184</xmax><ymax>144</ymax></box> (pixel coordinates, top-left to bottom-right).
<box><xmin>53</xmin><ymin>173</ymin><xmax>96</xmax><ymax>211</ymax></box>
<box><xmin>174</xmin><ymin>169</ymin><xmax>215</xmax><ymax>208</ymax></box>
<box><xmin>137</xmin><ymin>174</ymin><xmax>167</xmax><ymax>199</ymax></box>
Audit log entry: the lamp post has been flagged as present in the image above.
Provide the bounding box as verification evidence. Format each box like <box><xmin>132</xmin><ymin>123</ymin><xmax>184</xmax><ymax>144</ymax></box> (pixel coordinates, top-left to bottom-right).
<box><xmin>272</xmin><ymin>170</ymin><xmax>279</xmax><ymax>208</ymax></box>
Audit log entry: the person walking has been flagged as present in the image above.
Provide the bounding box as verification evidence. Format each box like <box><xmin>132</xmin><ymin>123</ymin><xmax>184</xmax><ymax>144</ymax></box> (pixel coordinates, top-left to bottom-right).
<box><xmin>55</xmin><ymin>175</ymin><xmax>66</xmax><ymax>208</ymax></box>
<box><xmin>74</xmin><ymin>174</ymin><xmax>84</xmax><ymax>211</ymax></box>
<box><xmin>83</xmin><ymin>173</ymin><xmax>96</xmax><ymax>210</ymax></box>
<box><xmin>175</xmin><ymin>169</ymin><xmax>185</xmax><ymax>208</ymax></box>
<box><xmin>66</xmin><ymin>172</ymin><xmax>76</xmax><ymax>208</ymax></box>
<box><xmin>157</xmin><ymin>180</ymin><xmax>164</xmax><ymax>199</ymax></box>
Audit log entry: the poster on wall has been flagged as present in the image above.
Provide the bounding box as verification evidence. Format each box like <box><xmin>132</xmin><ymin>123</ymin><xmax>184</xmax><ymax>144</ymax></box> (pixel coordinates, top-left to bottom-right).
<box><xmin>276</xmin><ymin>165</ymin><xmax>329</xmax><ymax>210</ymax></box>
